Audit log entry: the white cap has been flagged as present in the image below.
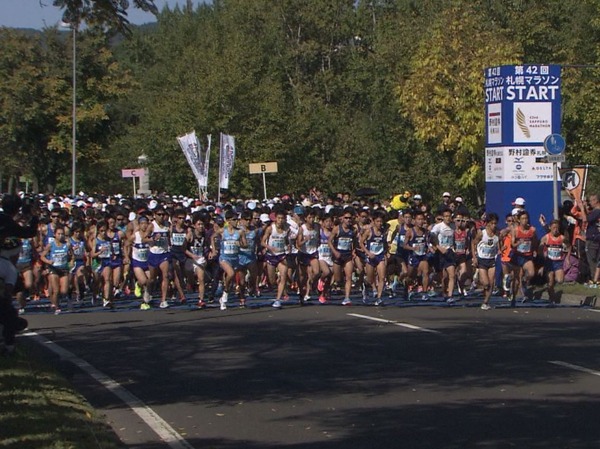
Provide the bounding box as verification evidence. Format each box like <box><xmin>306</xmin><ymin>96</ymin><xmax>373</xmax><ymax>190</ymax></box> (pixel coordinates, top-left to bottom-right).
<box><xmin>325</xmin><ymin>204</ymin><xmax>334</xmax><ymax>213</ymax></box>
<box><xmin>182</xmin><ymin>200</ymin><xmax>190</xmax><ymax>208</ymax></box>
<box><xmin>413</xmin><ymin>194</ymin><xmax>422</xmax><ymax>200</ymax></box>
<box><xmin>76</xmin><ymin>200</ymin><xmax>86</xmax><ymax>208</ymax></box>
<box><xmin>513</xmin><ymin>197</ymin><xmax>526</xmax><ymax>206</ymax></box>
<box><xmin>442</xmin><ymin>192</ymin><xmax>451</xmax><ymax>198</ymax></box>
<box><xmin>247</xmin><ymin>201</ymin><xmax>257</xmax><ymax>210</ymax></box>
<box><xmin>511</xmin><ymin>207</ymin><xmax>521</xmax><ymax>216</ymax></box>
<box><xmin>455</xmin><ymin>196</ymin><xmax>463</xmax><ymax>202</ymax></box>
<box><xmin>128</xmin><ymin>211</ymin><xmax>137</xmax><ymax>221</ymax></box>
<box><xmin>260</xmin><ymin>213</ymin><xmax>271</xmax><ymax>223</ymax></box>
<box><xmin>301</xmin><ymin>198</ymin><xmax>312</xmax><ymax>207</ymax></box>
<box><xmin>148</xmin><ymin>199</ymin><xmax>158</xmax><ymax>210</ymax></box>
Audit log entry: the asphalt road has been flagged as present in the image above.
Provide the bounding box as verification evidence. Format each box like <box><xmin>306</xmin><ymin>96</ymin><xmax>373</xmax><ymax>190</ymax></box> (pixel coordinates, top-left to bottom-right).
<box><xmin>20</xmin><ymin>293</ymin><xmax>600</xmax><ymax>449</ymax></box>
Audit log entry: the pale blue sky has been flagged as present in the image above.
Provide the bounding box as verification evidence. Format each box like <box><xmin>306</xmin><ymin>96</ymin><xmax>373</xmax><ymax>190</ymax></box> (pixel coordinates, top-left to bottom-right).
<box><xmin>0</xmin><ymin>0</ymin><xmax>209</xmax><ymax>29</ymax></box>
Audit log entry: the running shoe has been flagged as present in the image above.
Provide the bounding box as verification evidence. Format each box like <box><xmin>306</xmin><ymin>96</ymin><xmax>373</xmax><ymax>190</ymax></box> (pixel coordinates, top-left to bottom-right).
<box><xmin>342</xmin><ymin>298</ymin><xmax>352</xmax><ymax>306</ymax></box>
<box><xmin>420</xmin><ymin>294</ymin><xmax>429</xmax><ymax>302</ymax></box>
<box><xmin>143</xmin><ymin>289</ymin><xmax>152</xmax><ymax>303</ymax></box>
<box><xmin>375</xmin><ymin>298</ymin><xmax>384</xmax><ymax>306</ymax></box>
<box><xmin>134</xmin><ymin>283</ymin><xmax>142</xmax><ymax>298</ymax></box>
<box><xmin>480</xmin><ymin>303</ymin><xmax>492</xmax><ymax>310</ymax></box>
<box><xmin>272</xmin><ymin>300</ymin><xmax>282</xmax><ymax>309</ymax></box>
<box><xmin>53</xmin><ymin>307</ymin><xmax>62</xmax><ymax>315</ymax></box>
<box><xmin>239</xmin><ymin>298</ymin><xmax>246</xmax><ymax>308</ymax></box>
<box><xmin>317</xmin><ymin>279</ymin><xmax>324</xmax><ymax>292</ymax></box>
<box><xmin>427</xmin><ymin>289</ymin><xmax>437</xmax><ymax>298</ymax></box>
<box><xmin>446</xmin><ymin>297</ymin><xmax>456</xmax><ymax>304</ymax></box>
<box><xmin>197</xmin><ymin>299</ymin><xmax>206</xmax><ymax>309</ymax></box>
<box><xmin>159</xmin><ymin>300</ymin><xmax>170</xmax><ymax>309</ymax></box>
<box><xmin>318</xmin><ymin>295</ymin><xmax>328</xmax><ymax>304</ymax></box>
<box><xmin>102</xmin><ymin>298</ymin><xmax>111</xmax><ymax>308</ymax></box>
<box><xmin>140</xmin><ymin>303</ymin><xmax>151</xmax><ymax>311</ymax></box>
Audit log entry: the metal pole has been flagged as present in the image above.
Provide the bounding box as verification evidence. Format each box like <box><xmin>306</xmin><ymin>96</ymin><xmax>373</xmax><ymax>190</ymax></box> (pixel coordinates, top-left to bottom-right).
<box><xmin>262</xmin><ymin>172</ymin><xmax>267</xmax><ymax>201</ymax></box>
<box><xmin>133</xmin><ymin>176</ymin><xmax>136</xmax><ymax>197</ymax></box>
<box><xmin>71</xmin><ymin>24</ymin><xmax>77</xmax><ymax>198</ymax></box>
<box><xmin>553</xmin><ymin>162</ymin><xmax>559</xmax><ymax>219</ymax></box>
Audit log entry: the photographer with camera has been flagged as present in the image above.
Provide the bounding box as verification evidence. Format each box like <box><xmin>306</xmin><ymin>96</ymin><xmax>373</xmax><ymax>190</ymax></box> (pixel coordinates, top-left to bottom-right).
<box><xmin>0</xmin><ymin>194</ymin><xmax>39</xmax><ymax>356</ymax></box>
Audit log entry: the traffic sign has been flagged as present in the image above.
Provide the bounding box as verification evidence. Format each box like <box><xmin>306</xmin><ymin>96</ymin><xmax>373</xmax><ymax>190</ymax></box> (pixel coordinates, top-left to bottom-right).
<box><xmin>544</xmin><ymin>134</ymin><xmax>566</xmax><ymax>155</ymax></box>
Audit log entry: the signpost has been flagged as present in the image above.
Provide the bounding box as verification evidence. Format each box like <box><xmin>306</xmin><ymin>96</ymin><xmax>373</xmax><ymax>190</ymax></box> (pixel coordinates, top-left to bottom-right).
<box><xmin>544</xmin><ymin>133</ymin><xmax>566</xmax><ymax>219</ymax></box>
<box><xmin>121</xmin><ymin>168</ymin><xmax>148</xmax><ymax>197</ymax></box>
<box><xmin>249</xmin><ymin>162</ymin><xmax>278</xmax><ymax>200</ymax></box>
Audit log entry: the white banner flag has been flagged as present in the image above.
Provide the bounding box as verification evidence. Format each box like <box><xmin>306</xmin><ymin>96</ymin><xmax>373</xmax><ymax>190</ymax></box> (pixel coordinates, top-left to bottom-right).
<box><xmin>177</xmin><ymin>131</ymin><xmax>211</xmax><ymax>189</ymax></box>
<box><xmin>219</xmin><ymin>133</ymin><xmax>236</xmax><ymax>190</ymax></box>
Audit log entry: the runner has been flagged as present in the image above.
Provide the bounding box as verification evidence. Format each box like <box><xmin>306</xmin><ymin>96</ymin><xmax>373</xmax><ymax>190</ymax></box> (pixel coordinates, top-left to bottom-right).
<box><xmin>430</xmin><ymin>208</ymin><xmax>457</xmax><ymax>303</ymax></box>
<box><xmin>296</xmin><ymin>207</ymin><xmax>320</xmax><ymax>304</ymax></box>
<box><xmin>213</xmin><ymin>210</ymin><xmax>247</xmax><ymax>310</ymax></box>
<box><xmin>262</xmin><ymin>209</ymin><xmax>290</xmax><ymax>308</ymax></box>
<box><xmin>472</xmin><ymin>213</ymin><xmax>500</xmax><ymax>310</ymax></box>
<box><xmin>510</xmin><ymin>210</ymin><xmax>539</xmax><ymax>302</ymax></box>
<box><xmin>317</xmin><ymin>213</ymin><xmax>334</xmax><ymax>303</ymax></box>
<box><xmin>539</xmin><ymin>219</ymin><xmax>571</xmax><ymax>305</ymax></box>
<box><xmin>453</xmin><ymin>212</ymin><xmax>472</xmax><ymax>297</ymax></box>
<box><xmin>403</xmin><ymin>211</ymin><xmax>431</xmax><ymax>301</ymax></box>
<box><xmin>328</xmin><ymin>207</ymin><xmax>357</xmax><ymax>306</ymax></box>
<box><xmin>238</xmin><ymin>209</ymin><xmax>259</xmax><ymax>302</ymax></box>
<box><xmin>69</xmin><ymin>221</ymin><xmax>87</xmax><ymax>303</ymax></box>
<box><xmin>89</xmin><ymin>220</ymin><xmax>114</xmax><ymax>308</ymax></box>
<box><xmin>186</xmin><ymin>213</ymin><xmax>208</xmax><ymax>308</ymax></box>
<box><xmin>128</xmin><ymin>214</ymin><xmax>152</xmax><ymax>310</ymax></box>
<box><xmin>39</xmin><ymin>225</ymin><xmax>72</xmax><ymax>314</ymax></box>
<box><xmin>169</xmin><ymin>208</ymin><xmax>189</xmax><ymax>304</ymax></box>
<box><xmin>144</xmin><ymin>207</ymin><xmax>171</xmax><ymax>309</ymax></box>
<box><xmin>359</xmin><ymin>209</ymin><xmax>388</xmax><ymax>305</ymax></box>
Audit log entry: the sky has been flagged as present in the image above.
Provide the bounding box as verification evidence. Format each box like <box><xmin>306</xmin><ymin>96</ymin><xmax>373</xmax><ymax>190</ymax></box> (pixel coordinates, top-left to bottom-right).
<box><xmin>0</xmin><ymin>0</ymin><xmax>209</xmax><ymax>29</ymax></box>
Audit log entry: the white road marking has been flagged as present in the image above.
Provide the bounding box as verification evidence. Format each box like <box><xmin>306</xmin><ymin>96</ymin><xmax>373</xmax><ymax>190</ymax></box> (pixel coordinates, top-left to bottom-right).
<box><xmin>587</xmin><ymin>309</ymin><xmax>600</xmax><ymax>313</ymax></box>
<box><xmin>23</xmin><ymin>332</ymin><xmax>195</xmax><ymax>449</ymax></box>
<box><xmin>347</xmin><ymin>313</ymin><xmax>441</xmax><ymax>334</ymax></box>
<box><xmin>549</xmin><ymin>360</ymin><xmax>600</xmax><ymax>378</ymax></box>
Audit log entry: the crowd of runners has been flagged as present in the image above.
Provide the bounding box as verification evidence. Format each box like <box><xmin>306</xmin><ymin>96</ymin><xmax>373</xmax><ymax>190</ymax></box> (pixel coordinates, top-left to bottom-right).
<box><xmin>1</xmin><ymin>189</ymin><xmax>600</xmax><ymax>317</ymax></box>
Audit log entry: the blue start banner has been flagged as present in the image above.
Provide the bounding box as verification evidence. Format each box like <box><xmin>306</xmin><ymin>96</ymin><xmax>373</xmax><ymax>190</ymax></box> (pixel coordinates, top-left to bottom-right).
<box><xmin>484</xmin><ymin>64</ymin><xmax>562</xmax><ymax>222</ymax></box>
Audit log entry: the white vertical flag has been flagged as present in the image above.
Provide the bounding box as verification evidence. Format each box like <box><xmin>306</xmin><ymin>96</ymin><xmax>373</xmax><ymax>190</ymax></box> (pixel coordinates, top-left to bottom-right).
<box><xmin>219</xmin><ymin>133</ymin><xmax>236</xmax><ymax>190</ymax></box>
<box><xmin>177</xmin><ymin>131</ymin><xmax>211</xmax><ymax>189</ymax></box>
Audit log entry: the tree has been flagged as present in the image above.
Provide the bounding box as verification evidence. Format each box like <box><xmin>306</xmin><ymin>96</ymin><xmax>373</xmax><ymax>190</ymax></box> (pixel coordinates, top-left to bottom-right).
<box><xmin>397</xmin><ymin>1</ymin><xmax>522</xmax><ymax>203</ymax></box>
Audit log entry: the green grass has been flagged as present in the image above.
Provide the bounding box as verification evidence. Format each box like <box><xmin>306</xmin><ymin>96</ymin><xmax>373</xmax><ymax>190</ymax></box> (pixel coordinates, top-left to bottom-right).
<box><xmin>0</xmin><ymin>346</ymin><xmax>123</xmax><ymax>449</ymax></box>
<box><xmin>559</xmin><ymin>282</ymin><xmax>600</xmax><ymax>297</ymax></box>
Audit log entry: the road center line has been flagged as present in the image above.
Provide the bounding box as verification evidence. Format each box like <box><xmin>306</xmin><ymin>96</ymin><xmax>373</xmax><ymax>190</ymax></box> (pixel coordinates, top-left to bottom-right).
<box><xmin>23</xmin><ymin>332</ymin><xmax>194</xmax><ymax>449</ymax></box>
<box><xmin>549</xmin><ymin>360</ymin><xmax>600</xmax><ymax>377</ymax></box>
<box><xmin>347</xmin><ymin>313</ymin><xmax>441</xmax><ymax>334</ymax></box>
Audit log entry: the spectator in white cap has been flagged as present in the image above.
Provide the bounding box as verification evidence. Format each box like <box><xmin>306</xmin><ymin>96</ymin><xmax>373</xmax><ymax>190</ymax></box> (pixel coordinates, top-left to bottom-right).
<box><xmin>436</xmin><ymin>192</ymin><xmax>452</xmax><ymax>215</ymax></box>
<box><xmin>512</xmin><ymin>197</ymin><xmax>526</xmax><ymax>211</ymax></box>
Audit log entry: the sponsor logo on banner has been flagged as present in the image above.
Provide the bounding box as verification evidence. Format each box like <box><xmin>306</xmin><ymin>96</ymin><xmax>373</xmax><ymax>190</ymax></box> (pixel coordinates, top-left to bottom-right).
<box><xmin>177</xmin><ymin>131</ymin><xmax>211</xmax><ymax>188</ymax></box>
<box><xmin>485</xmin><ymin>146</ymin><xmax>553</xmax><ymax>182</ymax></box>
<box><xmin>487</xmin><ymin>103</ymin><xmax>502</xmax><ymax>144</ymax></box>
<box><xmin>513</xmin><ymin>102</ymin><xmax>552</xmax><ymax>143</ymax></box>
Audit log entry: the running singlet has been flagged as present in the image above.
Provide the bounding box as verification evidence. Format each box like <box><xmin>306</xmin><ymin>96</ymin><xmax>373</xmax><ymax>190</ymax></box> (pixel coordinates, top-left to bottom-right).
<box><xmin>132</xmin><ymin>231</ymin><xmax>149</xmax><ymax>263</ymax></box>
<box><xmin>70</xmin><ymin>238</ymin><xmax>86</xmax><ymax>262</ymax></box>
<box><xmin>240</xmin><ymin>227</ymin><xmax>257</xmax><ymax>259</ymax></box>
<box><xmin>170</xmin><ymin>228</ymin><xmax>187</xmax><ymax>256</ymax></box>
<box><xmin>545</xmin><ymin>234</ymin><xmax>565</xmax><ymax>261</ymax></box>
<box><xmin>454</xmin><ymin>229</ymin><xmax>469</xmax><ymax>255</ymax></box>
<box><xmin>149</xmin><ymin>222</ymin><xmax>170</xmax><ymax>255</ymax></box>
<box><xmin>299</xmin><ymin>224</ymin><xmax>319</xmax><ymax>254</ymax></box>
<box><xmin>515</xmin><ymin>226</ymin><xmax>535</xmax><ymax>256</ymax></box>
<box><xmin>408</xmin><ymin>230</ymin><xmax>428</xmax><ymax>256</ymax></box>
<box><xmin>221</xmin><ymin>228</ymin><xmax>241</xmax><ymax>257</ymax></box>
<box><xmin>267</xmin><ymin>225</ymin><xmax>288</xmax><ymax>255</ymax></box>
<box><xmin>49</xmin><ymin>241</ymin><xmax>69</xmax><ymax>269</ymax></box>
<box><xmin>477</xmin><ymin>229</ymin><xmax>499</xmax><ymax>260</ymax></box>
<box><xmin>95</xmin><ymin>238</ymin><xmax>112</xmax><ymax>261</ymax></box>
<box><xmin>189</xmin><ymin>232</ymin><xmax>206</xmax><ymax>258</ymax></box>
<box><xmin>432</xmin><ymin>222</ymin><xmax>454</xmax><ymax>249</ymax></box>
<box><xmin>17</xmin><ymin>239</ymin><xmax>33</xmax><ymax>266</ymax></box>
<box><xmin>110</xmin><ymin>231</ymin><xmax>122</xmax><ymax>258</ymax></box>
<box><xmin>366</xmin><ymin>227</ymin><xmax>386</xmax><ymax>255</ymax></box>
<box><xmin>318</xmin><ymin>228</ymin><xmax>332</xmax><ymax>260</ymax></box>
<box><xmin>334</xmin><ymin>227</ymin><xmax>355</xmax><ymax>254</ymax></box>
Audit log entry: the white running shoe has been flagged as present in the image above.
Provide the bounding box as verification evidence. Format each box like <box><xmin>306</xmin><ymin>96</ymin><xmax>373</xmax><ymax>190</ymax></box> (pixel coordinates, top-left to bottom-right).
<box><xmin>342</xmin><ymin>298</ymin><xmax>352</xmax><ymax>306</ymax></box>
<box><xmin>481</xmin><ymin>303</ymin><xmax>492</xmax><ymax>310</ymax></box>
<box><xmin>272</xmin><ymin>300</ymin><xmax>282</xmax><ymax>309</ymax></box>
<box><xmin>159</xmin><ymin>301</ymin><xmax>169</xmax><ymax>309</ymax></box>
